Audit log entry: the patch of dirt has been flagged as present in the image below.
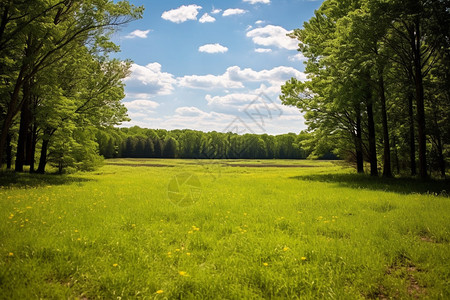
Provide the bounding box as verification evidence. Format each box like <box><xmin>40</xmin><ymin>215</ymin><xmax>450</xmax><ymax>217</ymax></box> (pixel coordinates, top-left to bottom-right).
<box><xmin>420</xmin><ymin>236</ymin><xmax>436</xmax><ymax>243</ymax></box>
<box><xmin>385</xmin><ymin>262</ymin><xmax>426</xmax><ymax>299</ymax></box>
<box><xmin>106</xmin><ymin>163</ymin><xmax>174</xmax><ymax>167</ymax></box>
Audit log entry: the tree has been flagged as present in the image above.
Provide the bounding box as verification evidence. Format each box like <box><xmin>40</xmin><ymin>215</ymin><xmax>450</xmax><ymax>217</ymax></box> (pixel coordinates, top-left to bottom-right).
<box><xmin>0</xmin><ymin>0</ymin><xmax>143</xmax><ymax>167</ymax></box>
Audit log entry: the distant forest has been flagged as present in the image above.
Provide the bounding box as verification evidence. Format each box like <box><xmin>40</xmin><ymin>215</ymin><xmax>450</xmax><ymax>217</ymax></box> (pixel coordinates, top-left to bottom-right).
<box><xmin>96</xmin><ymin>127</ymin><xmax>335</xmax><ymax>160</ymax></box>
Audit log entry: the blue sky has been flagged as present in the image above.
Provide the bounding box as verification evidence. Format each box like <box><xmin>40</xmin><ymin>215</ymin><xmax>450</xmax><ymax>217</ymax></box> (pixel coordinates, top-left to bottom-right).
<box><xmin>113</xmin><ymin>0</ymin><xmax>323</xmax><ymax>135</ymax></box>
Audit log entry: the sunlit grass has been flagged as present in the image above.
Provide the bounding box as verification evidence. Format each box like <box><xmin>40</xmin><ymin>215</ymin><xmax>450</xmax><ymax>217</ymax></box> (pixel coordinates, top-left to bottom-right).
<box><xmin>0</xmin><ymin>160</ymin><xmax>449</xmax><ymax>298</ymax></box>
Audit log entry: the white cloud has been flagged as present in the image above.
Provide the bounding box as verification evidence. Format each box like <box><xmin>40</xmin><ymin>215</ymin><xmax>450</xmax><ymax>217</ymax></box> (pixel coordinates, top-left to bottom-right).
<box><xmin>122</xmin><ymin>63</ymin><xmax>308</xmax><ymax>134</ymax></box>
<box><xmin>225</xmin><ymin>65</ymin><xmax>306</xmax><ymax>84</ymax></box>
<box><xmin>206</xmin><ymin>93</ymin><xmax>257</xmax><ymax>108</ymax></box>
<box><xmin>125</xmin><ymin>29</ymin><xmax>151</xmax><ymax>39</ymax></box>
<box><xmin>161</xmin><ymin>5</ymin><xmax>202</xmax><ymax>23</ymax></box>
<box><xmin>255</xmin><ymin>20</ymin><xmax>264</xmax><ymax>25</ymax></box>
<box><xmin>123</xmin><ymin>99</ymin><xmax>160</xmax><ymax>121</ymax></box>
<box><xmin>243</xmin><ymin>0</ymin><xmax>271</xmax><ymax>4</ymax></box>
<box><xmin>255</xmin><ymin>48</ymin><xmax>272</xmax><ymax>53</ymax></box>
<box><xmin>289</xmin><ymin>52</ymin><xmax>307</xmax><ymax>61</ymax></box>
<box><xmin>178</xmin><ymin>74</ymin><xmax>244</xmax><ymax>90</ymax></box>
<box><xmin>175</xmin><ymin>106</ymin><xmax>206</xmax><ymax>117</ymax></box>
<box><xmin>162</xmin><ymin>107</ymin><xmax>236</xmax><ymax>132</ymax></box>
<box><xmin>125</xmin><ymin>99</ymin><xmax>160</xmax><ymax>110</ymax></box>
<box><xmin>124</xmin><ymin>63</ymin><xmax>176</xmax><ymax>96</ymax></box>
<box><xmin>199</xmin><ymin>13</ymin><xmax>216</xmax><ymax>23</ymax></box>
<box><xmin>246</xmin><ymin>25</ymin><xmax>298</xmax><ymax>50</ymax></box>
<box><xmin>198</xmin><ymin>43</ymin><xmax>228</xmax><ymax>54</ymax></box>
<box><xmin>223</xmin><ymin>8</ymin><xmax>247</xmax><ymax>16</ymax></box>
<box><xmin>177</xmin><ymin>65</ymin><xmax>305</xmax><ymax>91</ymax></box>
<box><xmin>211</xmin><ymin>8</ymin><xmax>222</xmax><ymax>14</ymax></box>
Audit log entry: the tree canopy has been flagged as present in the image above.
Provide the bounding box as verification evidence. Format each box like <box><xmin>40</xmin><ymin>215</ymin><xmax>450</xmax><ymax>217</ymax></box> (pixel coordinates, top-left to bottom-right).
<box><xmin>0</xmin><ymin>0</ymin><xmax>143</xmax><ymax>173</ymax></box>
<box><xmin>281</xmin><ymin>0</ymin><xmax>449</xmax><ymax>178</ymax></box>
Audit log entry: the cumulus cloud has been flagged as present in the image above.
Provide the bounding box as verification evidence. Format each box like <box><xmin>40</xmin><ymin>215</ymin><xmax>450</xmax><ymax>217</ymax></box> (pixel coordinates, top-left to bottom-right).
<box><xmin>125</xmin><ymin>29</ymin><xmax>151</xmax><ymax>39</ymax></box>
<box><xmin>211</xmin><ymin>8</ymin><xmax>222</xmax><ymax>14</ymax></box>
<box><xmin>124</xmin><ymin>63</ymin><xmax>176</xmax><ymax>96</ymax></box>
<box><xmin>177</xmin><ymin>65</ymin><xmax>305</xmax><ymax>91</ymax></box>
<box><xmin>199</xmin><ymin>13</ymin><xmax>216</xmax><ymax>23</ymax></box>
<box><xmin>161</xmin><ymin>107</ymin><xmax>236</xmax><ymax>132</ymax></box>
<box><xmin>123</xmin><ymin>99</ymin><xmax>160</xmax><ymax>121</ymax></box>
<box><xmin>223</xmin><ymin>8</ymin><xmax>247</xmax><ymax>16</ymax></box>
<box><xmin>225</xmin><ymin>65</ymin><xmax>306</xmax><ymax>84</ymax></box>
<box><xmin>255</xmin><ymin>48</ymin><xmax>272</xmax><ymax>53</ymax></box>
<box><xmin>125</xmin><ymin>99</ymin><xmax>159</xmax><ymax>111</ymax></box>
<box><xmin>178</xmin><ymin>74</ymin><xmax>244</xmax><ymax>90</ymax></box>
<box><xmin>122</xmin><ymin>63</ymin><xmax>308</xmax><ymax>134</ymax></box>
<box><xmin>255</xmin><ymin>20</ymin><xmax>264</xmax><ymax>25</ymax></box>
<box><xmin>198</xmin><ymin>43</ymin><xmax>228</xmax><ymax>54</ymax></box>
<box><xmin>175</xmin><ymin>106</ymin><xmax>206</xmax><ymax>117</ymax></box>
<box><xmin>289</xmin><ymin>52</ymin><xmax>307</xmax><ymax>61</ymax></box>
<box><xmin>206</xmin><ymin>93</ymin><xmax>257</xmax><ymax>109</ymax></box>
<box><xmin>243</xmin><ymin>0</ymin><xmax>271</xmax><ymax>4</ymax></box>
<box><xmin>246</xmin><ymin>25</ymin><xmax>298</xmax><ymax>50</ymax></box>
<box><xmin>161</xmin><ymin>5</ymin><xmax>202</xmax><ymax>23</ymax></box>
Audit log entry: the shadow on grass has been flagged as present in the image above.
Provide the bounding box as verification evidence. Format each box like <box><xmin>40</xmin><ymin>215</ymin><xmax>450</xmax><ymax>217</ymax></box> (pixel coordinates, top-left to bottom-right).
<box><xmin>0</xmin><ymin>171</ymin><xmax>94</xmax><ymax>189</ymax></box>
<box><xmin>290</xmin><ymin>173</ymin><xmax>449</xmax><ymax>196</ymax></box>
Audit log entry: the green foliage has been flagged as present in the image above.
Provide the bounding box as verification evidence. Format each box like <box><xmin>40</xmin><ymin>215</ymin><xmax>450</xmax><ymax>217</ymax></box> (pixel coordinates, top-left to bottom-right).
<box><xmin>282</xmin><ymin>0</ymin><xmax>450</xmax><ymax>177</ymax></box>
<box><xmin>0</xmin><ymin>0</ymin><xmax>143</xmax><ymax>173</ymax></box>
<box><xmin>98</xmin><ymin>126</ymin><xmax>322</xmax><ymax>160</ymax></box>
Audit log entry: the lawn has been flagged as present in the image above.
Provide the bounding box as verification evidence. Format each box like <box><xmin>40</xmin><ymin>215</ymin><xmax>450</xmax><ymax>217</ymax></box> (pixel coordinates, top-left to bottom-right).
<box><xmin>0</xmin><ymin>159</ymin><xmax>449</xmax><ymax>299</ymax></box>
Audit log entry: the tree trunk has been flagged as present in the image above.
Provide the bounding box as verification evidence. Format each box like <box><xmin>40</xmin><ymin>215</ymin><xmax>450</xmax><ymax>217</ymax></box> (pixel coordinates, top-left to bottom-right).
<box><xmin>356</xmin><ymin>109</ymin><xmax>364</xmax><ymax>173</ymax></box>
<box><xmin>408</xmin><ymin>92</ymin><xmax>417</xmax><ymax>176</ymax></box>
<box><xmin>379</xmin><ymin>72</ymin><xmax>392</xmax><ymax>177</ymax></box>
<box><xmin>15</xmin><ymin>80</ymin><xmax>32</xmax><ymax>172</ymax></box>
<box><xmin>37</xmin><ymin>138</ymin><xmax>50</xmax><ymax>174</ymax></box>
<box><xmin>6</xmin><ymin>133</ymin><xmax>12</xmax><ymax>169</ymax></box>
<box><xmin>393</xmin><ymin>135</ymin><xmax>400</xmax><ymax>175</ymax></box>
<box><xmin>0</xmin><ymin>62</ymin><xmax>26</xmax><ymax>168</ymax></box>
<box><xmin>29</xmin><ymin>124</ymin><xmax>37</xmax><ymax>173</ymax></box>
<box><xmin>412</xmin><ymin>18</ymin><xmax>428</xmax><ymax>179</ymax></box>
<box><xmin>366</xmin><ymin>101</ymin><xmax>378</xmax><ymax>176</ymax></box>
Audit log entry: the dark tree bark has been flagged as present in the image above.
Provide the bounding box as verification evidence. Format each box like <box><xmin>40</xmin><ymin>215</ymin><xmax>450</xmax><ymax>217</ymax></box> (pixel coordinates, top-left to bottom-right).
<box><xmin>408</xmin><ymin>92</ymin><xmax>417</xmax><ymax>176</ymax></box>
<box><xmin>411</xmin><ymin>18</ymin><xmax>428</xmax><ymax>179</ymax></box>
<box><xmin>36</xmin><ymin>137</ymin><xmax>49</xmax><ymax>174</ymax></box>
<box><xmin>379</xmin><ymin>72</ymin><xmax>392</xmax><ymax>177</ymax></box>
<box><xmin>393</xmin><ymin>135</ymin><xmax>400</xmax><ymax>175</ymax></box>
<box><xmin>15</xmin><ymin>79</ymin><xmax>32</xmax><ymax>172</ymax></box>
<box><xmin>29</xmin><ymin>124</ymin><xmax>37</xmax><ymax>173</ymax></box>
<box><xmin>355</xmin><ymin>107</ymin><xmax>364</xmax><ymax>173</ymax></box>
<box><xmin>366</xmin><ymin>101</ymin><xmax>378</xmax><ymax>176</ymax></box>
<box><xmin>6</xmin><ymin>133</ymin><xmax>12</xmax><ymax>169</ymax></box>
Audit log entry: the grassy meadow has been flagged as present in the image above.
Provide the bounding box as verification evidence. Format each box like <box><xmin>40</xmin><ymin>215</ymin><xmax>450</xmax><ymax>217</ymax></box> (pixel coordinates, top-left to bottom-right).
<box><xmin>0</xmin><ymin>159</ymin><xmax>449</xmax><ymax>299</ymax></box>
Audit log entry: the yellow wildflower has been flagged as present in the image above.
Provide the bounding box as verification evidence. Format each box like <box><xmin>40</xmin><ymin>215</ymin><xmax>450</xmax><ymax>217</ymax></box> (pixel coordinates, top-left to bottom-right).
<box><xmin>178</xmin><ymin>271</ymin><xmax>188</xmax><ymax>277</ymax></box>
<box><xmin>8</xmin><ymin>252</ymin><xmax>13</xmax><ymax>256</ymax></box>
<box><xmin>283</xmin><ymin>247</ymin><xmax>289</xmax><ymax>252</ymax></box>
<box><xmin>113</xmin><ymin>263</ymin><xmax>118</xmax><ymax>267</ymax></box>
<box><xmin>156</xmin><ymin>290</ymin><xmax>164</xmax><ymax>294</ymax></box>
<box><xmin>301</xmin><ymin>257</ymin><xmax>307</xmax><ymax>261</ymax></box>
<box><xmin>263</xmin><ymin>262</ymin><xmax>268</xmax><ymax>267</ymax></box>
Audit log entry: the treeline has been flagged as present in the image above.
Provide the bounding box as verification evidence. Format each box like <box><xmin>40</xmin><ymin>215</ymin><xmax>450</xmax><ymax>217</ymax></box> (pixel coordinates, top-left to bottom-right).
<box><xmin>0</xmin><ymin>1</ymin><xmax>143</xmax><ymax>173</ymax></box>
<box><xmin>97</xmin><ymin>126</ymin><xmax>323</xmax><ymax>159</ymax></box>
<box><xmin>281</xmin><ymin>0</ymin><xmax>449</xmax><ymax>178</ymax></box>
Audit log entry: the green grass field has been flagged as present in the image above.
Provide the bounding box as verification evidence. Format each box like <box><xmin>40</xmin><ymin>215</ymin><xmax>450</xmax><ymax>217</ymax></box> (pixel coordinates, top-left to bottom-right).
<box><xmin>1</xmin><ymin>159</ymin><xmax>449</xmax><ymax>299</ymax></box>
